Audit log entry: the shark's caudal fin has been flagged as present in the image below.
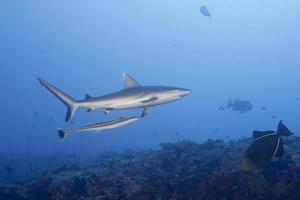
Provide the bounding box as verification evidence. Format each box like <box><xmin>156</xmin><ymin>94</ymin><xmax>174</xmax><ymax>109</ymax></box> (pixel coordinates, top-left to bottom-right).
<box><xmin>277</xmin><ymin>120</ymin><xmax>293</xmax><ymax>137</ymax></box>
<box><xmin>37</xmin><ymin>78</ymin><xmax>79</xmax><ymax>121</ymax></box>
<box><xmin>57</xmin><ymin>129</ymin><xmax>67</xmax><ymax>140</ymax></box>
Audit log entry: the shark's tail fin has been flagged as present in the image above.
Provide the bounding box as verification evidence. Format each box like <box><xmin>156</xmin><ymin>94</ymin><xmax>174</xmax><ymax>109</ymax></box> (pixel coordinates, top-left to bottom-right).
<box><xmin>37</xmin><ymin>78</ymin><xmax>79</xmax><ymax>121</ymax></box>
<box><xmin>58</xmin><ymin>129</ymin><xmax>67</xmax><ymax>140</ymax></box>
<box><xmin>277</xmin><ymin>120</ymin><xmax>293</xmax><ymax>137</ymax></box>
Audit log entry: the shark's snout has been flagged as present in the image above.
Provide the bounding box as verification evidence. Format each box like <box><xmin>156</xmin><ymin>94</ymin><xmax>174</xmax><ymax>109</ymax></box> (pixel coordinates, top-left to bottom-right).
<box><xmin>179</xmin><ymin>89</ymin><xmax>192</xmax><ymax>97</ymax></box>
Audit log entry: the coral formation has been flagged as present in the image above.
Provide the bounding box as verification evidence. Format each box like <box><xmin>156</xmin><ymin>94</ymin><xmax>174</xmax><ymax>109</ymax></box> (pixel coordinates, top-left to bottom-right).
<box><xmin>2</xmin><ymin>137</ymin><xmax>300</xmax><ymax>200</ymax></box>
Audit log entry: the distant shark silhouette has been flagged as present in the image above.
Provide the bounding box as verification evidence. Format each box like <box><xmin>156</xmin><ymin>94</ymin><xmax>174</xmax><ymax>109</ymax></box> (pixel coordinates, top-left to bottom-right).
<box><xmin>38</xmin><ymin>73</ymin><xmax>191</xmax><ymax>121</ymax></box>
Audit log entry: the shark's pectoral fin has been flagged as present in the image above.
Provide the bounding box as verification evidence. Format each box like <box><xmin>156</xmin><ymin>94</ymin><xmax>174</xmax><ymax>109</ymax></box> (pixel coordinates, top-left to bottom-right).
<box><xmin>142</xmin><ymin>106</ymin><xmax>154</xmax><ymax>117</ymax></box>
<box><xmin>141</xmin><ymin>97</ymin><xmax>158</xmax><ymax>103</ymax></box>
<box><xmin>102</xmin><ymin>108</ymin><xmax>113</xmax><ymax>115</ymax></box>
<box><xmin>123</xmin><ymin>73</ymin><xmax>140</xmax><ymax>89</ymax></box>
<box><xmin>274</xmin><ymin>138</ymin><xmax>284</xmax><ymax>157</ymax></box>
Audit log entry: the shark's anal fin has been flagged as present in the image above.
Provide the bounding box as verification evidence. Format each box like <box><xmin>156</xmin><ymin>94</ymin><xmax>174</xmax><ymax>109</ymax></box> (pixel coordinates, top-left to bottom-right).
<box><xmin>123</xmin><ymin>73</ymin><xmax>140</xmax><ymax>89</ymax></box>
<box><xmin>142</xmin><ymin>106</ymin><xmax>154</xmax><ymax>117</ymax></box>
<box><xmin>253</xmin><ymin>130</ymin><xmax>275</xmax><ymax>139</ymax></box>
<box><xmin>142</xmin><ymin>97</ymin><xmax>158</xmax><ymax>103</ymax></box>
<box><xmin>274</xmin><ymin>138</ymin><xmax>284</xmax><ymax>157</ymax></box>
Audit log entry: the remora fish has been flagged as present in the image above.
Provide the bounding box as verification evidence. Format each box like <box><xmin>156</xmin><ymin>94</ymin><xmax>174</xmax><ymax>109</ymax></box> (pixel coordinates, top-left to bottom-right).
<box><xmin>37</xmin><ymin>73</ymin><xmax>191</xmax><ymax>121</ymax></box>
<box><xmin>241</xmin><ymin>121</ymin><xmax>293</xmax><ymax>171</ymax></box>
<box><xmin>58</xmin><ymin>116</ymin><xmax>140</xmax><ymax>139</ymax></box>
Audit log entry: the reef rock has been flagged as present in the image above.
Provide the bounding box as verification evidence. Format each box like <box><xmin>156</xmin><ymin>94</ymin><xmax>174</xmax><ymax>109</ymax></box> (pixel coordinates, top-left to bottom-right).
<box><xmin>2</xmin><ymin>137</ymin><xmax>300</xmax><ymax>200</ymax></box>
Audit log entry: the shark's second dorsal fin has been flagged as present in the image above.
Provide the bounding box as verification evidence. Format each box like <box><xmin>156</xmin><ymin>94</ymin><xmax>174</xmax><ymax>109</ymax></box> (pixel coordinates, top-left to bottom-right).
<box><xmin>253</xmin><ymin>130</ymin><xmax>275</xmax><ymax>139</ymax></box>
<box><xmin>85</xmin><ymin>94</ymin><xmax>92</xmax><ymax>99</ymax></box>
<box><xmin>123</xmin><ymin>73</ymin><xmax>140</xmax><ymax>89</ymax></box>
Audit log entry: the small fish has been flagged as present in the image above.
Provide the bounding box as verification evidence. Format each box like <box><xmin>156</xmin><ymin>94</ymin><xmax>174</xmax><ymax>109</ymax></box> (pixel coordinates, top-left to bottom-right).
<box><xmin>219</xmin><ymin>106</ymin><xmax>225</xmax><ymax>111</ymax></box>
<box><xmin>33</xmin><ymin>111</ymin><xmax>38</xmax><ymax>117</ymax></box>
<box><xmin>241</xmin><ymin>121</ymin><xmax>293</xmax><ymax>171</ymax></box>
<box><xmin>272</xmin><ymin>116</ymin><xmax>277</xmax><ymax>119</ymax></box>
<box><xmin>58</xmin><ymin>117</ymin><xmax>141</xmax><ymax>139</ymax></box>
<box><xmin>296</xmin><ymin>97</ymin><xmax>300</xmax><ymax>101</ymax></box>
<box><xmin>261</xmin><ymin>107</ymin><xmax>268</xmax><ymax>111</ymax></box>
<box><xmin>200</xmin><ymin>6</ymin><xmax>212</xmax><ymax>18</ymax></box>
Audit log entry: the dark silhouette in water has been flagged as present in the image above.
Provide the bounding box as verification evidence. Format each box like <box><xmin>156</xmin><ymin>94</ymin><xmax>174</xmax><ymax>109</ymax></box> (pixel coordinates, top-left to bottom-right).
<box><xmin>200</xmin><ymin>6</ymin><xmax>211</xmax><ymax>18</ymax></box>
<box><xmin>261</xmin><ymin>107</ymin><xmax>268</xmax><ymax>110</ymax></box>
<box><xmin>33</xmin><ymin>111</ymin><xmax>38</xmax><ymax>118</ymax></box>
<box><xmin>241</xmin><ymin>121</ymin><xmax>293</xmax><ymax>171</ymax></box>
<box><xmin>227</xmin><ymin>99</ymin><xmax>253</xmax><ymax>114</ymax></box>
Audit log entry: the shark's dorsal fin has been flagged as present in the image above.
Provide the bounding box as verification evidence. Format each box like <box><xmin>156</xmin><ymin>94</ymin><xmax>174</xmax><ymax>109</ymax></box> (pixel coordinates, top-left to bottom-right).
<box><xmin>123</xmin><ymin>73</ymin><xmax>140</xmax><ymax>89</ymax></box>
<box><xmin>253</xmin><ymin>130</ymin><xmax>275</xmax><ymax>139</ymax></box>
<box><xmin>85</xmin><ymin>94</ymin><xmax>92</xmax><ymax>99</ymax></box>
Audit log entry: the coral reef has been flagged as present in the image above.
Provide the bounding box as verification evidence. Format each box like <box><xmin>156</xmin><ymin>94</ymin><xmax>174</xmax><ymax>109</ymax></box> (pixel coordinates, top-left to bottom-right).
<box><xmin>2</xmin><ymin>136</ymin><xmax>300</xmax><ymax>200</ymax></box>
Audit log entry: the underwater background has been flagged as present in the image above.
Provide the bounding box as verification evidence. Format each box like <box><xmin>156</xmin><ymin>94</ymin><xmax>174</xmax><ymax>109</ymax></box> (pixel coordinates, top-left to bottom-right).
<box><xmin>1</xmin><ymin>1</ymin><xmax>300</xmax><ymax>199</ymax></box>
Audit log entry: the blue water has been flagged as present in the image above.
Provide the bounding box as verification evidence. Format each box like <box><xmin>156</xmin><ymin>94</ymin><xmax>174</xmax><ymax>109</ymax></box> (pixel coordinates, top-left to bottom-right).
<box><xmin>1</xmin><ymin>0</ymin><xmax>300</xmax><ymax>181</ymax></box>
